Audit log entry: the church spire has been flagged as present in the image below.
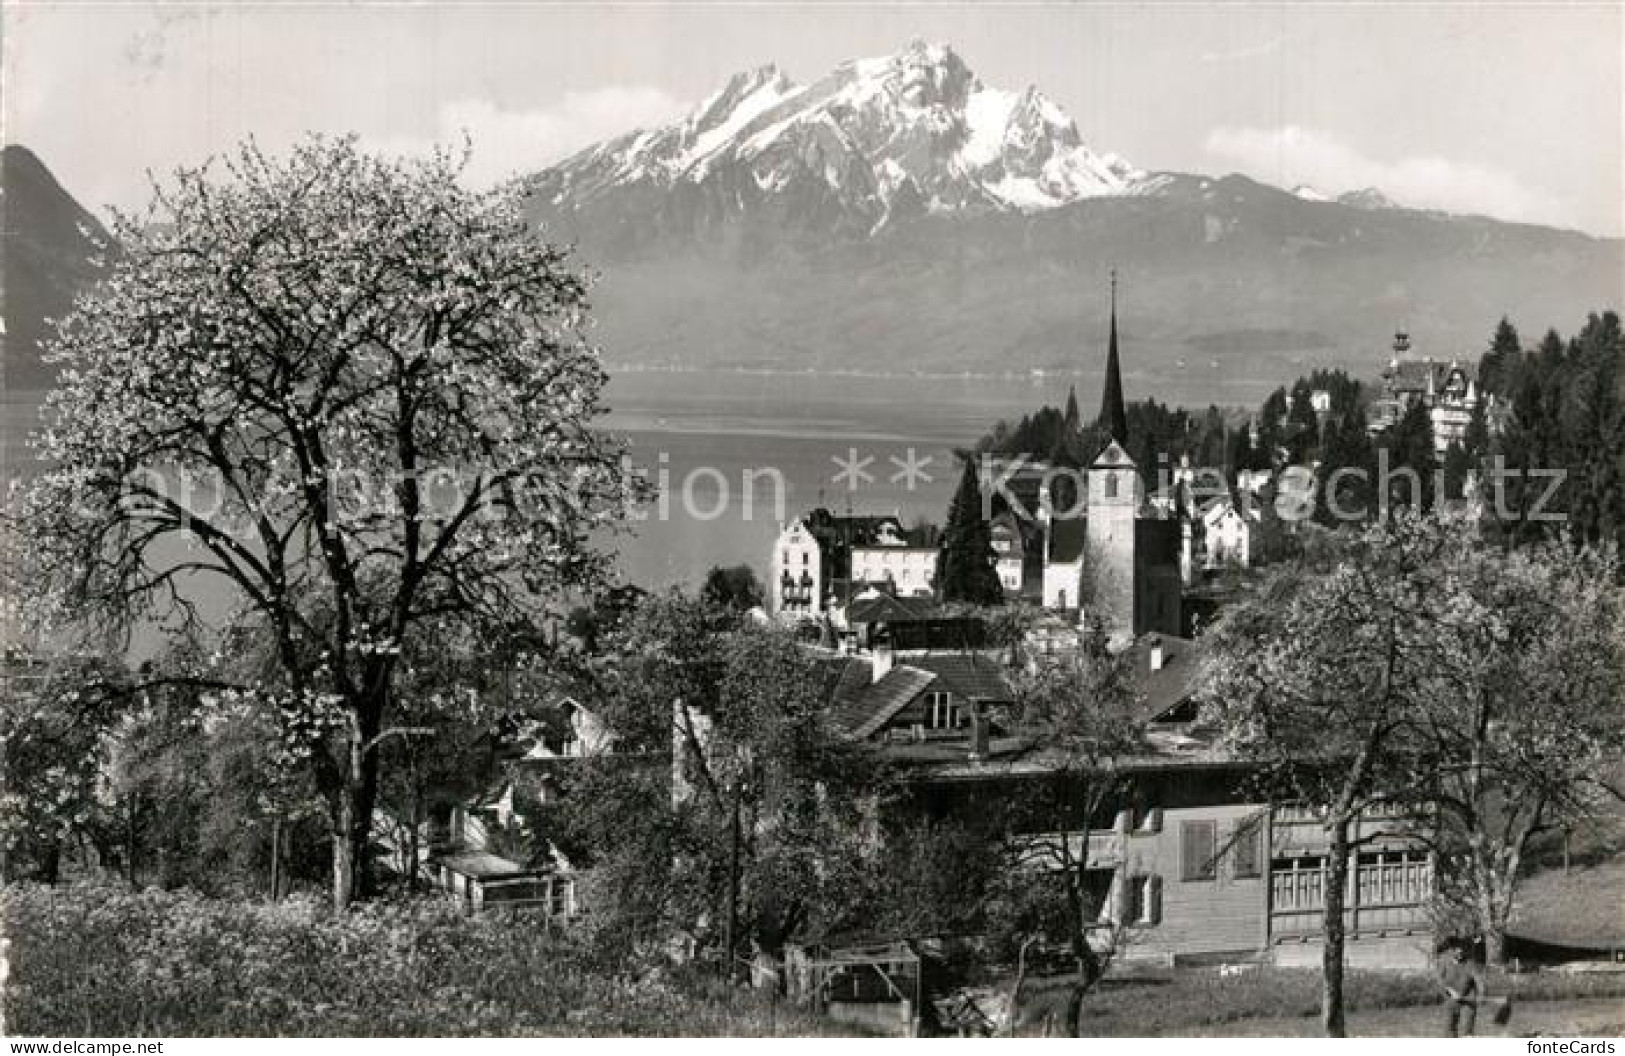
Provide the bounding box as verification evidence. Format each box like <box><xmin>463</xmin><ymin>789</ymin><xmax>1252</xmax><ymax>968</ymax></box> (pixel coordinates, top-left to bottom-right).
<box><xmin>1099</xmin><ymin>268</ymin><xmax>1129</xmax><ymax>444</ymax></box>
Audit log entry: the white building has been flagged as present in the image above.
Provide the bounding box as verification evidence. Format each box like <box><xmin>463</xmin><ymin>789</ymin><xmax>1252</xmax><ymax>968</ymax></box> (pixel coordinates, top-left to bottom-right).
<box><xmin>1199</xmin><ymin>495</ymin><xmax>1260</xmax><ymax>568</ymax></box>
<box><xmin>850</xmin><ymin>538</ymin><xmax>938</xmax><ymax>597</ymax></box>
<box><xmin>771</xmin><ymin>517</ymin><xmax>825</xmax><ymax>615</ymax></box>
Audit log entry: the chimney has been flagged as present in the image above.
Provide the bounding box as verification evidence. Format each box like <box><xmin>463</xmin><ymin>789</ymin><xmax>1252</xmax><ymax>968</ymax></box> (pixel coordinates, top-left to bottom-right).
<box><xmin>969</xmin><ymin>707</ymin><xmax>990</xmax><ymax>760</ymax></box>
<box><xmin>872</xmin><ymin>644</ymin><xmax>894</xmax><ymax>683</ymax></box>
<box><xmin>1149</xmin><ymin>636</ymin><xmax>1165</xmax><ymax>672</ymax></box>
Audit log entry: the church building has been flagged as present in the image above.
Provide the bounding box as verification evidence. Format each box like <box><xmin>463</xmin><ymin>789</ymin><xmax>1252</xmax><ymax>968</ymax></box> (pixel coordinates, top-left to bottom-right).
<box><xmin>1039</xmin><ymin>276</ymin><xmax>1184</xmax><ymax>639</ymax></box>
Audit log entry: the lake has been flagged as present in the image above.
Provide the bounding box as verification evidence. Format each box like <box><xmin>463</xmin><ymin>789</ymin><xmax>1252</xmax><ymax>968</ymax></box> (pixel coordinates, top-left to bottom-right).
<box><xmin>4</xmin><ymin>365</ymin><xmax>1252</xmax><ymax>595</ymax></box>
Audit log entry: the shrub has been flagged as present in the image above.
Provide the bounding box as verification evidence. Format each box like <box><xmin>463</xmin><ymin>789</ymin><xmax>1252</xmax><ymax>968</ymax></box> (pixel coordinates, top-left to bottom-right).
<box><xmin>1</xmin><ymin>883</ymin><xmax>857</xmax><ymax>1037</ymax></box>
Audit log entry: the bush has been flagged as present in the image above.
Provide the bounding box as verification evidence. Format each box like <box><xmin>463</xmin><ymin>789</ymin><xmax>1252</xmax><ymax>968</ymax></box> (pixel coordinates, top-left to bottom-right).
<box><xmin>1</xmin><ymin>883</ymin><xmax>859</xmax><ymax>1037</ymax></box>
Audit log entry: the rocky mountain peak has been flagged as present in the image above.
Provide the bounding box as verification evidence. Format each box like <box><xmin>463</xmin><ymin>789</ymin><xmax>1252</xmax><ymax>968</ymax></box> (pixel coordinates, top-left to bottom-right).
<box><xmin>529</xmin><ymin>41</ymin><xmax>1146</xmax><ymax>234</ymax></box>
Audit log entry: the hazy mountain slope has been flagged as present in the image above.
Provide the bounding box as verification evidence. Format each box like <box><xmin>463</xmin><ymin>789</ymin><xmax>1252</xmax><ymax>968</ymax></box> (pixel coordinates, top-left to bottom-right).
<box><xmin>1</xmin><ymin>145</ymin><xmax>112</xmax><ymax>391</ymax></box>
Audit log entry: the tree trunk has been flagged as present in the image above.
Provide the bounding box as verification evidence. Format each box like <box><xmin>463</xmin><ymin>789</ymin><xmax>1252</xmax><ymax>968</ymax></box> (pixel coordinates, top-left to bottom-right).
<box><xmin>723</xmin><ymin>789</ymin><xmax>742</xmax><ymax>980</ymax></box>
<box><xmin>1321</xmin><ymin>817</ymin><xmax>1352</xmax><ymax>1038</ymax></box>
<box><xmin>270</xmin><ymin>816</ymin><xmax>282</xmax><ymax>902</ymax></box>
<box><xmin>332</xmin><ymin>700</ymin><xmax>384</xmax><ymax>910</ymax></box>
<box><xmin>406</xmin><ymin>795</ymin><xmax>422</xmax><ymax>895</ymax></box>
<box><xmin>126</xmin><ymin>796</ymin><xmax>140</xmax><ymax>891</ymax></box>
<box><xmin>1063</xmin><ymin>869</ymin><xmax>1099</xmax><ymax>1037</ymax></box>
<box><xmin>39</xmin><ymin>836</ymin><xmax>60</xmax><ymax>885</ymax></box>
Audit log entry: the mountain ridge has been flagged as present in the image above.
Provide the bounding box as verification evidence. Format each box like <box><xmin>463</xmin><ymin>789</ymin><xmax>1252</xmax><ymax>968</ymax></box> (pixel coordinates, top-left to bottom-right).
<box><xmin>2</xmin><ymin>144</ymin><xmax>113</xmax><ymax>391</ymax></box>
<box><xmin>521</xmin><ymin>43</ymin><xmax>1618</xmax><ymax>390</ymax></box>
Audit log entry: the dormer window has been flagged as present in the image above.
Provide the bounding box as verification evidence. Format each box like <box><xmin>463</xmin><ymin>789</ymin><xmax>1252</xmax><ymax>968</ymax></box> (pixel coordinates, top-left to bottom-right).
<box><xmin>926</xmin><ymin>691</ymin><xmax>959</xmax><ymax>730</ymax></box>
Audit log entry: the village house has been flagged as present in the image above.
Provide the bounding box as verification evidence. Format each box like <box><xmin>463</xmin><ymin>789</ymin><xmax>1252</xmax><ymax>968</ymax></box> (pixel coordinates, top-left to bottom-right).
<box><xmin>826</xmin><ymin>631</ymin><xmax>1436</xmax><ymax>970</ymax></box>
<box><xmin>770</xmin><ymin>509</ymin><xmax>920</xmax><ymax>616</ymax></box>
<box><xmin>397</xmin><ymin>698</ymin><xmax>615</xmax><ymax>919</ymax></box>
<box><xmin>849</xmin><ymin>520</ymin><xmax>939</xmax><ymax>599</ymax></box>
<box><xmin>1198</xmin><ymin>493</ymin><xmax>1262</xmax><ymax>569</ymax></box>
<box><xmin>1367</xmin><ymin>331</ymin><xmax>1486</xmax><ymax>455</ymax></box>
<box><xmin>989</xmin><ymin>511</ymin><xmax>1028</xmax><ymax>597</ymax></box>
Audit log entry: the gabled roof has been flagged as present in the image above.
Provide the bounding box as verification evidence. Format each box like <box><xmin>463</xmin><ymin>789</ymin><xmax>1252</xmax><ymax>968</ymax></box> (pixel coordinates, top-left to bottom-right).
<box><xmin>830</xmin><ymin>664</ymin><xmax>937</xmax><ymax>740</ymax></box>
<box><xmin>1125</xmin><ymin>634</ymin><xmax>1201</xmax><ymax>723</ymax></box>
<box><xmin>846</xmin><ymin>593</ymin><xmax>937</xmax><ymax>624</ymax></box>
<box><xmin>1199</xmin><ymin>493</ymin><xmax>1260</xmax><ymax>525</ymax></box>
<box><xmin>826</xmin><ymin>651</ymin><xmax>1015</xmax><ymax>740</ymax></box>
<box><xmin>1091</xmin><ymin>440</ymin><xmax>1135</xmax><ymax>468</ymax></box>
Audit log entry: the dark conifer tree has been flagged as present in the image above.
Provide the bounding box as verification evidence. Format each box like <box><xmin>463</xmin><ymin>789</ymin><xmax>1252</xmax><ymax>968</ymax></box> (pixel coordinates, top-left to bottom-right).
<box><xmin>936</xmin><ymin>457</ymin><xmax>1005</xmax><ymax>606</ymax></box>
<box><xmin>1463</xmin><ymin>398</ymin><xmax>1490</xmax><ymax>460</ymax></box>
<box><xmin>1564</xmin><ymin>311</ymin><xmax>1625</xmax><ymax>548</ymax></box>
<box><xmin>1479</xmin><ymin>317</ymin><xmax>1523</xmax><ymax>397</ymax></box>
<box><xmin>1382</xmin><ymin>399</ymin><xmax>1437</xmax><ymax>513</ymax></box>
<box><xmin>1286</xmin><ymin>381</ymin><xmax>1322</xmax><ymax>464</ymax></box>
<box><xmin>1257</xmin><ymin>387</ymin><xmax>1289</xmax><ymax>467</ymax></box>
<box><xmin>1315</xmin><ymin>405</ymin><xmax>1376</xmax><ymax>527</ymax></box>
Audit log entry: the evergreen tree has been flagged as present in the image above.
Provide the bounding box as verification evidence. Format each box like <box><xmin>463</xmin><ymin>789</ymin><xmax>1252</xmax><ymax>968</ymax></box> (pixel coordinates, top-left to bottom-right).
<box><xmin>1479</xmin><ymin>316</ymin><xmax>1523</xmax><ymax>397</ymax></box>
<box><xmin>1463</xmin><ymin>397</ymin><xmax>1490</xmax><ymax>460</ymax></box>
<box><xmin>1381</xmin><ymin>399</ymin><xmax>1437</xmax><ymax>513</ymax></box>
<box><xmin>1063</xmin><ymin>386</ymin><xmax>1081</xmax><ymax>433</ymax></box>
<box><xmin>936</xmin><ymin>457</ymin><xmax>1005</xmax><ymax>606</ymax></box>
<box><xmin>1563</xmin><ymin>311</ymin><xmax>1625</xmax><ymax>548</ymax></box>
<box><xmin>1315</xmin><ymin>405</ymin><xmax>1376</xmax><ymax>527</ymax></box>
<box><xmin>1257</xmin><ymin>387</ymin><xmax>1290</xmax><ymax>467</ymax></box>
<box><xmin>1286</xmin><ymin>381</ymin><xmax>1322</xmax><ymax>465</ymax></box>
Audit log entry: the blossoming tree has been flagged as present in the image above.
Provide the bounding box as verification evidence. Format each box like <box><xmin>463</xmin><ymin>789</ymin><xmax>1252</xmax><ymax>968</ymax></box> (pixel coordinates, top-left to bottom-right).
<box><xmin>7</xmin><ymin>137</ymin><xmax>642</xmax><ymax>907</ymax></box>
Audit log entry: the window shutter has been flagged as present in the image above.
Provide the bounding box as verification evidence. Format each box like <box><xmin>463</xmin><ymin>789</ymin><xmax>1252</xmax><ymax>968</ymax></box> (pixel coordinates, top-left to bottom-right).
<box><xmin>1181</xmin><ymin>820</ymin><xmax>1217</xmax><ymax>881</ymax></box>
<box><xmin>1147</xmin><ymin>875</ymin><xmax>1163</xmax><ymax>926</ymax></box>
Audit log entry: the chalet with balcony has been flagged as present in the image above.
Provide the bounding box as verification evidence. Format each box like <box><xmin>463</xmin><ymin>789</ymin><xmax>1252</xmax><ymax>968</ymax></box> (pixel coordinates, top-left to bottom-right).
<box><xmin>830</xmin><ymin>632</ymin><xmax>1436</xmax><ymax>969</ymax></box>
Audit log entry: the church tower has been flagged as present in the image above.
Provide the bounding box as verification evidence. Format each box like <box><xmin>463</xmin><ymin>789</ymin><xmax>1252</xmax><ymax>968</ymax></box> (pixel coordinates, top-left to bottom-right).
<box><xmin>1098</xmin><ymin>269</ymin><xmax>1129</xmax><ymax>444</ymax></box>
<box><xmin>1087</xmin><ymin>273</ymin><xmax>1141</xmax><ymax>636</ymax></box>
<box><xmin>1088</xmin><ymin>440</ymin><xmax>1140</xmax><ymax>637</ymax></box>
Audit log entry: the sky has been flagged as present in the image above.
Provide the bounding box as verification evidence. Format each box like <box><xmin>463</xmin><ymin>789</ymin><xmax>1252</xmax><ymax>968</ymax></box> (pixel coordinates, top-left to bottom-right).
<box><xmin>4</xmin><ymin>1</ymin><xmax>1622</xmax><ymax>236</ymax></box>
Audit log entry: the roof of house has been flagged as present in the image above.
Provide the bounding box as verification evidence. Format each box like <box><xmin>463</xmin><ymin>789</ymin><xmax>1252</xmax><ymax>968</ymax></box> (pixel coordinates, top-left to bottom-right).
<box><xmin>904</xmin><ymin>653</ymin><xmax>1013</xmax><ymax>703</ymax></box>
<box><xmin>846</xmin><ymin>593</ymin><xmax>937</xmax><ymax>624</ymax></box>
<box><xmin>830</xmin><ymin>664</ymin><xmax>938</xmax><ymax>740</ymax></box>
<box><xmin>1383</xmin><ymin>358</ymin><xmax>1476</xmax><ymax>393</ymax></box>
<box><xmin>433</xmin><ymin>851</ymin><xmax>533</xmax><ymax>880</ymax></box>
<box><xmin>1199</xmin><ymin>493</ymin><xmax>1261</xmax><ymax>524</ymax></box>
<box><xmin>1125</xmin><ymin>634</ymin><xmax>1201</xmax><ymax>722</ymax></box>
<box><xmin>827</xmin><ymin>650</ymin><xmax>1015</xmax><ymax>740</ymax></box>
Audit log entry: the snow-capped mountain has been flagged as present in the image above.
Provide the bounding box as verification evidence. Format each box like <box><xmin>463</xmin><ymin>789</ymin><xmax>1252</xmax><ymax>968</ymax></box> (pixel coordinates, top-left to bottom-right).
<box><xmin>530</xmin><ymin>41</ymin><xmax>1146</xmax><ymax>235</ymax></box>
<box><xmin>517</xmin><ymin>42</ymin><xmax>1615</xmax><ymax>382</ymax></box>
<box><xmin>1337</xmin><ymin>186</ymin><xmax>1402</xmax><ymax>210</ymax></box>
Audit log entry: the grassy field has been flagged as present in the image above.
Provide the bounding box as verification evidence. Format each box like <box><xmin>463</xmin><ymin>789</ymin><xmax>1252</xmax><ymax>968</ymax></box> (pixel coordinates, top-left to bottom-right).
<box><xmin>1067</xmin><ymin>964</ymin><xmax>1625</xmax><ymax>1037</ymax></box>
<box><xmin>1192</xmin><ymin>997</ymin><xmax>1625</xmax><ymax>1037</ymax></box>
